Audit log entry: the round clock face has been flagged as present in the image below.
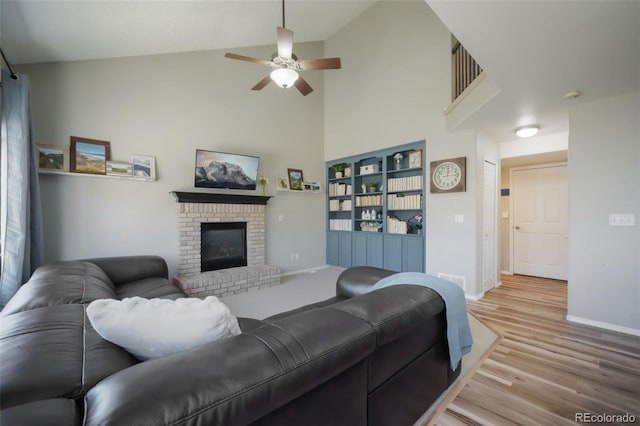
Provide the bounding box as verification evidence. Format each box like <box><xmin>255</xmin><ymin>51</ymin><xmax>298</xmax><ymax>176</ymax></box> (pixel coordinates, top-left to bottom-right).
<box><xmin>433</xmin><ymin>161</ymin><xmax>462</xmax><ymax>190</ymax></box>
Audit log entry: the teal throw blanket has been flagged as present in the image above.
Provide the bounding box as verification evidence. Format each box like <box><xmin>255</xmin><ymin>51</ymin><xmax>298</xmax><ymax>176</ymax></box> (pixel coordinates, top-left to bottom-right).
<box><xmin>369</xmin><ymin>272</ymin><xmax>473</xmax><ymax>370</ymax></box>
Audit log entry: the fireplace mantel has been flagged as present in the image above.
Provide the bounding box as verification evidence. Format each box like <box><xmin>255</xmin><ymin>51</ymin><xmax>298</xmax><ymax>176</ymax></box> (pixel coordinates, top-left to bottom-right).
<box><xmin>171</xmin><ymin>191</ymin><xmax>272</xmax><ymax>205</ymax></box>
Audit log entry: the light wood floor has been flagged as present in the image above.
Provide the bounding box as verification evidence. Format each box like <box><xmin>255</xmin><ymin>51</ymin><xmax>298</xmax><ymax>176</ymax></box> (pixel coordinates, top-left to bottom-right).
<box><xmin>435</xmin><ymin>274</ymin><xmax>640</xmax><ymax>426</ymax></box>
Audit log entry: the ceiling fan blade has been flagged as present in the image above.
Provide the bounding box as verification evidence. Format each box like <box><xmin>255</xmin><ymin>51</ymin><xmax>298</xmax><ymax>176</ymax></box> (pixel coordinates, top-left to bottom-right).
<box><xmin>251</xmin><ymin>75</ymin><xmax>272</xmax><ymax>91</ymax></box>
<box><xmin>298</xmin><ymin>58</ymin><xmax>342</xmax><ymax>71</ymax></box>
<box><xmin>294</xmin><ymin>76</ymin><xmax>313</xmax><ymax>96</ymax></box>
<box><xmin>277</xmin><ymin>26</ymin><xmax>294</xmax><ymax>59</ymax></box>
<box><xmin>224</xmin><ymin>52</ymin><xmax>271</xmax><ymax>66</ymax></box>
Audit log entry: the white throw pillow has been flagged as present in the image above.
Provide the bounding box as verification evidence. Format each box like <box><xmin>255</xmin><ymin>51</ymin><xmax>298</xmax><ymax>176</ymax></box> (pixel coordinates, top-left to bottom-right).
<box><xmin>87</xmin><ymin>296</ymin><xmax>241</xmax><ymax>360</ymax></box>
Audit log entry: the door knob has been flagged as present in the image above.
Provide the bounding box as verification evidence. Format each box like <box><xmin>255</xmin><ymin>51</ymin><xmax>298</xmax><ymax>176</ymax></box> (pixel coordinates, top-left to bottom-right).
<box><xmin>515</xmin><ymin>226</ymin><xmax>521</xmax><ymax>230</ymax></box>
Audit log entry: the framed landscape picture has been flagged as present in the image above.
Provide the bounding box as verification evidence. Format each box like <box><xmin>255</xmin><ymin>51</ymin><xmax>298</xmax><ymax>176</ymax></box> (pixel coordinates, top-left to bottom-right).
<box><xmin>70</xmin><ymin>136</ymin><xmax>111</xmax><ymax>174</ymax></box>
<box><xmin>37</xmin><ymin>144</ymin><xmax>67</xmax><ymax>171</ymax></box>
<box><xmin>130</xmin><ymin>154</ymin><xmax>156</xmax><ymax>180</ymax></box>
<box><xmin>106</xmin><ymin>161</ymin><xmax>133</xmax><ymax>177</ymax></box>
<box><xmin>287</xmin><ymin>168</ymin><xmax>304</xmax><ymax>191</ymax></box>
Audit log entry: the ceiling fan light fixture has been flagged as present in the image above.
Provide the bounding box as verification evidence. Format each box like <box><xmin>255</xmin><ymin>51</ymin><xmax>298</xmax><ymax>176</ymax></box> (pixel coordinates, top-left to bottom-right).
<box><xmin>270</xmin><ymin>68</ymin><xmax>298</xmax><ymax>88</ymax></box>
<box><xmin>515</xmin><ymin>125</ymin><xmax>539</xmax><ymax>138</ymax></box>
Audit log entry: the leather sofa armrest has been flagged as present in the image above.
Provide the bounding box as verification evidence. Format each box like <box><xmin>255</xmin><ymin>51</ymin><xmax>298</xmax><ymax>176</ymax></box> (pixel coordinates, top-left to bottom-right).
<box><xmin>336</xmin><ymin>266</ymin><xmax>397</xmax><ymax>299</ymax></box>
<box><xmin>81</xmin><ymin>256</ymin><xmax>169</xmax><ymax>287</ymax></box>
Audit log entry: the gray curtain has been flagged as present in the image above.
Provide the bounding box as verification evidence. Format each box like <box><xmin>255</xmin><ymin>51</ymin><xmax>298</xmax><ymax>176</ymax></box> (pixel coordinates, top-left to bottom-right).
<box><xmin>0</xmin><ymin>69</ymin><xmax>44</xmax><ymax>307</ymax></box>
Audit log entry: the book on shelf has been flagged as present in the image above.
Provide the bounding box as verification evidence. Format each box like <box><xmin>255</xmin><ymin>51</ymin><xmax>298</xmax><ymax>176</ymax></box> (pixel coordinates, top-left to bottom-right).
<box><xmin>355</xmin><ymin>194</ymin><xmax>383</xmax><ymax>207</ymax></box>
<box><xmin>329</xmin><ymin>219</ymin><xmax>352</xmax><ymax>231</ymax></box>
<box><xmin>329</xmin><ymin>182</ymin><xmax>352</xmax><ymax>196</ymax></box>
<box><xmin>387</xmin><ymin>193</ymin><xmax>422</xmax><ymax>210</ymax></box>
<box><xmin>386</xmin><ymin>216</ymin><xmax>408</xmax><ymax>234</ymax></box>
<box><xmin>388</xmin><ymin>175</ymin><xmax>423</xmax><ymax>192</ymax></box>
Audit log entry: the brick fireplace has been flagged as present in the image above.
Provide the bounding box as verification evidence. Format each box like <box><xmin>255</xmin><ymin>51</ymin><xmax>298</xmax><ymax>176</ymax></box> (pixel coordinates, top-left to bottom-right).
<box><xmin>172</xmin><ymin>192</ymin><xmax>280</xmax><ymax>298</ymax></box>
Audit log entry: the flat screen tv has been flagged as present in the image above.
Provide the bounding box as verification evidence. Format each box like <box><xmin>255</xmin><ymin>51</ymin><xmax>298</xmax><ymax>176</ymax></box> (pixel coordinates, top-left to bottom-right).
<box><xmin>195</xmin><ymin>149</ymin><xmax>259</xmax><ymax>190</ymax></box>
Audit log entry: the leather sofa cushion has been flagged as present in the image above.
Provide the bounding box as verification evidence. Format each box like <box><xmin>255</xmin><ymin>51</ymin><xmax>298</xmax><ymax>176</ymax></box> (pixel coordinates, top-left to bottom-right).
<box><xmin>0</xmin><ymin>304</ymin><xmax>138</xmax><ymax>409</ymax></box>
<box><xmin>1</xmin><ymin>261</ymin><xmax>117</xmax><ymax>316</ymax></box>
<box><xmin>83</xmin><ymin>255</ymin><xmax>168</xmax><ymax>286</ymax></box>
<box><xmin>115</xmin><ymin>277</ymin><xmax>185</xmax><ymax>300</ymax></box>
<box><xmin>264</xmin><ymin>296</ymin><xmax>345</xmax><ymax>322</ymax></box>
<box><xmin>84</xmin><ymin>308</ymin><xmax>375</xmax><ymax>426</ymax></box>
<box><xmin>0</xmin><ymin>398</ymin><xmax>80</xmax><ymax>426</ymax></box>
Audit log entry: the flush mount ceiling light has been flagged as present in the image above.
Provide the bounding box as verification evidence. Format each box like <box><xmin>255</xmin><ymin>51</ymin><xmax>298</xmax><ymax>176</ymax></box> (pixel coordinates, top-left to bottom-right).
<box><xmin>515</xmin><ymin>125</ymin><xmax>539</xmax><ymax>138</ymax></box>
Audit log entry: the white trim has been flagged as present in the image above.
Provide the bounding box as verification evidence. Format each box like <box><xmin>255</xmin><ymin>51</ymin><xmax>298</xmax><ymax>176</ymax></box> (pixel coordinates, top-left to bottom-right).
<box><xmin>566</xmin><ymin>315</ymin><xmax>640</xmax><ymax>337</ymax></box>
<box><xmin>496</xmin><ymin>280</ymin><xmax>503</xmax><ymax>287</ymax></box>
<box><xmin>500</xmin><ymin>270</ymin><xmax>513</xmax><ymax>276</ymax></box>
<box><xmin>278</xmin><ymin>265</ymin><xmax>332</xmax><ymax>278</ymax></box>
<box><xmin>465</xmin><ymin>293</ymin><xmax>484</xmax><ymax>301</ymax></box>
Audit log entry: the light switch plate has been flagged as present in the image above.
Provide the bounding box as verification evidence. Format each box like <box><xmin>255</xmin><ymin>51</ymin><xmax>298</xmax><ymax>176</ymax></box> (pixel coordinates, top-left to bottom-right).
<box><xmin>454</xmin><ymin>214</ymin><xmax>464</xmax><ymax>224</ymax></box>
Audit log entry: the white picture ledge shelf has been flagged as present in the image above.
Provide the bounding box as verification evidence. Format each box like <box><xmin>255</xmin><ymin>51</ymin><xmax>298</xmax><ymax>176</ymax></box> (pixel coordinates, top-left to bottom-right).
<box><xmin>38</xmin><ymin>169</ymin><xmax>155</xmax><ymax>182</ymax></box>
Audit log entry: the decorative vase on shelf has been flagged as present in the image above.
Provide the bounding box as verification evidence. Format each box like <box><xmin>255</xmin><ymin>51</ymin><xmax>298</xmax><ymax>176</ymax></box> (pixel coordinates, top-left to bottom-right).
<box><xmin>258</xmin><ymin>176</ymin><xmax>268</xmax><ymax>196</ymax></box>
<box><xmin>335</xmin><ymin>171</ymin><xmax>343</xmax><ymax>178</ymax></box>
<box><xmin>393</xmin><ymin>153</ymin><xmax>404</xmax><ymax>170</ymax></box>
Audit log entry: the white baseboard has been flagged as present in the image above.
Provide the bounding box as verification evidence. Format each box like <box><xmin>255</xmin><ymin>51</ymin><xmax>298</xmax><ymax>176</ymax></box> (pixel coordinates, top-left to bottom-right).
<box><xmin>566</xmin><ymin>315</ymin><xmax>640</xmax><ymax>337</ymax></box>
<box><xmin>465</xmin><ymin>293</ymin><xmax>484</xmax><ymax>301</ymax></box>
<box><xmin>496</xmin><ymin>280</ymin><xmax>503</xmax><ymax>287</ymax></box>
<box><xmin>500</xmin><ymin>270</ymin><xmax>513</xmax><ymax>276</ymax></box>
<box><xmin>279</xmin><ymin>265</ymin><xmax>331</xmax><ymax>278</ymax></box>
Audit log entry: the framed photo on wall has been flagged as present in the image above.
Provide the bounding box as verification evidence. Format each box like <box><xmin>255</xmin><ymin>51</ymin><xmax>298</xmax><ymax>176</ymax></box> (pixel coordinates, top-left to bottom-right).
<box><xmin>276</xmin><ymin>176</ymin><xmax>290</xmax><ymax>191</ymax></box>
<box><xmin>37</xmin><ymin>144</ymin><xmax>68</xmax><ymax>171</ymax></box>
<box><xmin>70</xmin><ymin>136</ymin><xmax>111</xmax><ymax>175</ymax></box>
<box><xmin>287</xmin><ymin>168</ymin><xmax>304</xmax><ymax>191</ymax></box>
<box><xmin>106</xmin><ymin>161</ymin><xmax>133</xmax><ymax>177</ymax></box>
<box><xmin>130</xmin><ymin>154</ymin><xmax>156</xmax><ymax>180</ymax></box>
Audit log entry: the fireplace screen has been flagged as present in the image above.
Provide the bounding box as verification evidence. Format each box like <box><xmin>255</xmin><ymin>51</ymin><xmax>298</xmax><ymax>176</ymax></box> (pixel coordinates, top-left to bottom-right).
<box><xmin>201</xmin><ymin>222</ymin><xmax>247</xmax><ymax>272</ymax></box>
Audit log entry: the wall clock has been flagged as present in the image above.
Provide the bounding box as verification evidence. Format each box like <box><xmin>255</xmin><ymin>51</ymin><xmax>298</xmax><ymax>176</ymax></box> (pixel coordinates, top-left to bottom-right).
<box><xmin>430</xmin><ymin>157</ymin><xmax>466</xmax><ymax>193</ymax></box>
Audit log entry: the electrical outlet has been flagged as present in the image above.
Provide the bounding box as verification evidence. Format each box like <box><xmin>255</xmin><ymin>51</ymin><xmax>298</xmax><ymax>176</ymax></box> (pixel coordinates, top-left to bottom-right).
<box><xmin>609</xmin><ymin>214</ymin><xmax>635</xmax><ymax>226</ymax></box>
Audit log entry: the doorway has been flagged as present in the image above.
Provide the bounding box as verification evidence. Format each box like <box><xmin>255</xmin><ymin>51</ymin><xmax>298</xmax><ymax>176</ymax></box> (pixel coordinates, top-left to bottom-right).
<box><xmin>510</xmin><ymin>163</ymin><xmax>568</xmax><ymax>280</ymax></box>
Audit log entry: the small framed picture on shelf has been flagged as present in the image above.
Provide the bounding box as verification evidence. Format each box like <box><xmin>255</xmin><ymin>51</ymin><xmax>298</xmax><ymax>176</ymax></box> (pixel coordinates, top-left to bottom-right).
<box><xmin>287</xmin><ymin>168</ymin><xmax>304</xmax><ymax>191</ymax></box>
<box><xmin>130</xmin><ymin>154</ymin><xmax>156</xmax><ymax>180</ymax></box>
<box><xmin>276</xmin><ymin>175</ymin><xmax>290</xmax><ymax>191</ymax></box>
<box><xmin>106</xmin><ymin>161</ymin><xmax>133</xmax><ymax>177</ymax></box>
<box><xmin>70</xmin><ymin>136</ymin><xmax>111</xmax><ymax>175</ymax></box>
<box><xmin>310</xmin><ymin>181</ymin><xmax>322</xmax><ymax>194</ymax></box>
<box><xmin>409</xmin><ymin>149</ymin><xmax>422</xmax><ymax>168</ymax></box>
<box><xmin>37</xmin><ymin>144</ymin><xmax>68</xmax><ymax>171</ymax></box>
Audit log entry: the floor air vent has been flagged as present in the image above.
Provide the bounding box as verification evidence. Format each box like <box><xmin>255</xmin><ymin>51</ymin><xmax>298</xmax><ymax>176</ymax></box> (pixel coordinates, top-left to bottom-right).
<box><xmin>437</xmin><ymin>273</ymin><xmax>466</xmax><ymax>291</ymax></box>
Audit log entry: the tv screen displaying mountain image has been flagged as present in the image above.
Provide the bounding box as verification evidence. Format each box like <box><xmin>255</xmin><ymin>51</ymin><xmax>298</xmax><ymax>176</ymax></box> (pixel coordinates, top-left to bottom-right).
<box><xmin>195</xmin><ymin>149</ymin><xmax>259</xmax><ymax>190</ymax></box>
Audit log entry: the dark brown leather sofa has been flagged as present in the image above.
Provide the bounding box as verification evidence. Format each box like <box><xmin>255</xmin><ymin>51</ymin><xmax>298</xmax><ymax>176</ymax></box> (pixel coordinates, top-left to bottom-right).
<box><xmin>0</xmin><ymin>257</ymin><xmax>459</xmax><ymax>425</ymax></box>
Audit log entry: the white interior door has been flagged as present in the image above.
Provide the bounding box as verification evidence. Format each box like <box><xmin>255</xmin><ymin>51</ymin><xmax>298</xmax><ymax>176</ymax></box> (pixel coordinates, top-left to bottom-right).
<box><xmin>483</xmin><ymin>161</ymin><xmax>497</xmax><ymax>292</ymax></box>
<box><xmin>512</xmin><ymin>164</ymin><xmax>568</xmax><ymax>280</ymax></box>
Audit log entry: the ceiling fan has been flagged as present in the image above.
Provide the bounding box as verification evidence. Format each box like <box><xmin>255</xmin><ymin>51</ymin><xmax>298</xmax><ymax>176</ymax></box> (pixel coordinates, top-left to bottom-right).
<box><xmin>224</xmin><ymin>0</ymin><xmax>341</xmax><ymax>96</ymax></box>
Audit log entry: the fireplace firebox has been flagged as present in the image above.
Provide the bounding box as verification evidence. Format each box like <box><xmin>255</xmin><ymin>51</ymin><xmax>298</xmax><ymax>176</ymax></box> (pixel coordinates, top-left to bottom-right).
<box><xmin>201</xmin><ymin>222</ymin><xmax>247</xmax><ymax>272</ymax></box>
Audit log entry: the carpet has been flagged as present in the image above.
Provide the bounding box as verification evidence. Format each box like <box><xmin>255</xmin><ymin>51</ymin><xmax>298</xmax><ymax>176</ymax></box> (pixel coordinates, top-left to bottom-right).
<box><xmin>414</xmin><ymin>313</ymin><xmax>502</xmax><ymax>426</ymax></box>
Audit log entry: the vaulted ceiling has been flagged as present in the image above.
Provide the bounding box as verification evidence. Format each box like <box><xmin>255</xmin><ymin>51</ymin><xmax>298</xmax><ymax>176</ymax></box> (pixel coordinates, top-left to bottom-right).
<box><xmin>2</xmin><ymin>1</ymin><xmax>638</xmax><ymax>144</ymax></box>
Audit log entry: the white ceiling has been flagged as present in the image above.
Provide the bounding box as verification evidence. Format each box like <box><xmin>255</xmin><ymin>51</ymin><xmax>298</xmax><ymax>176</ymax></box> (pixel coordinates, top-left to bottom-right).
<box><xmin>427</xmin><ymin>0</ymin><xmax>640</xmax><ymax>142</ymax></box>
<box><xmin>1</xmin><ymin>0</ymin><xmax>376</xmax><ymax>64</ymax></box>
<box><xmin>2</xmin><ymin>0</ymin><xmax>639</xmax><ymax>145</ymax></box>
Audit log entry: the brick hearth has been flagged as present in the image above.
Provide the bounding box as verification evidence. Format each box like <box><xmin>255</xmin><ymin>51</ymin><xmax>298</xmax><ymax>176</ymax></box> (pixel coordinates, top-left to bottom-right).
<box><xmin>173</xmin><ymin>193</ymin><xmax>281</xmax><ymax>298</ymax></box>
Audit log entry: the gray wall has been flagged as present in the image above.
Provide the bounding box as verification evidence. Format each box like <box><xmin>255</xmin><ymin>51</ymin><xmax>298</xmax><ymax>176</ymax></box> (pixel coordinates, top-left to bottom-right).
<box><xmin>324</xmin><ymin>0</ymin><xmax>497</xmax><ymax>297</ymax></box>
<box><xmin>568</xmin><ymin>90</ymin><xmax>640</xmax><ymax>333</ymax></box>
<box><xmin>18</xmin><ymin>42</ymin><xmax>327</xmax><ymax>278</ymax></box>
